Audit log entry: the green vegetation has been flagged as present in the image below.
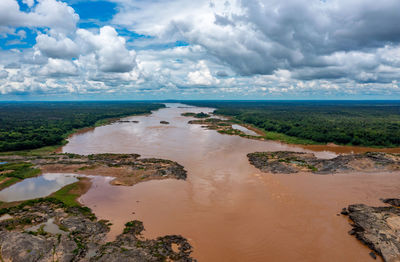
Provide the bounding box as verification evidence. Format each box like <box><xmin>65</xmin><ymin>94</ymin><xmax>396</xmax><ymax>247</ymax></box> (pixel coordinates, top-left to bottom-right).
<box><xmin>0</xmin><ymin>162</ymin><xmax>41</xmax><ymax>190</ymax></box>
<box><xmin>181</xmin><ymin>112</ymin><xmax>210</xmax><ymax>118</ymax></box>
<box><xmin>50</xmin><ymin>178</ymin><xmax>88</xmax><ymax>207</ymax></box>
<box><xmin>185</xmin><ymin>101</ymin><xmax>400</xmax><ymax>147</ymax></box>
<box><xmin>0</xmin><ymin>101</ymin><xmax>165</xmax><ymax>152</ymax></box>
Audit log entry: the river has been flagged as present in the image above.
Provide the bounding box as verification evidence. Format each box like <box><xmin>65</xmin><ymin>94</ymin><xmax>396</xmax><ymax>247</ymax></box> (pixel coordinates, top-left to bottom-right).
<box><xmin>62</xmin><ymin>103</ymin><xmax>400</xmax><ymax>261</ymax></box>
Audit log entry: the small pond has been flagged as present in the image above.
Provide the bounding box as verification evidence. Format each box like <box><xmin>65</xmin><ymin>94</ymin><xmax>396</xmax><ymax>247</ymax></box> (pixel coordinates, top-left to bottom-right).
<box><xmin>0</xmin><ymin>173</ymin><xmax>79</xmax><ymax>202</ymax></box>
<box><xmin>27</xmin><ymin>218</ymin><xmax>67</xmax><ymax>235</ymax></box>
<box><xmin>0</xmin><ymin>162</ymin><xmax>8</xmax><ymax>165</ymax></box>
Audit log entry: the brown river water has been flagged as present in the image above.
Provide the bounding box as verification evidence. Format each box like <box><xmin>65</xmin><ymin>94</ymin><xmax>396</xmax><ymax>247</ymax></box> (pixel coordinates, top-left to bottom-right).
<box><xmin>62</xmin><ymin>103</ymin><xmax>400</xmax><ymax>262</ymax></box>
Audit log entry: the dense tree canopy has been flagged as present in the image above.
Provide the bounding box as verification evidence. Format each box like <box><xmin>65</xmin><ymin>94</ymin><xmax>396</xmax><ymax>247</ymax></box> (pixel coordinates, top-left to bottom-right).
<box><xmin>186</xmin><ymin>101</ymin><xmax>400</xmax><ymax>147</ymax></box>
<box><xmin>0</xmin><ymin>101</ymin><xmax>164</xmax><ymax>152</ymax></box>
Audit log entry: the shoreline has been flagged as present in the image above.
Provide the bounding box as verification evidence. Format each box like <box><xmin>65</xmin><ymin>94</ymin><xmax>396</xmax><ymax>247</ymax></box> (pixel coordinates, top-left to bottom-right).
<box><xmin>187</xmin><ymin>112</ymin><xmax>400</xmax><ymax>154</ymax></box>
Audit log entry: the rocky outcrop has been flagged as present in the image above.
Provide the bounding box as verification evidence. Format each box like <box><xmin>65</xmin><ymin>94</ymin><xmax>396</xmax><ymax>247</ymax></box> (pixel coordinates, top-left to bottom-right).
<box><xmin>94</xmin><ymin>221</ymin><xmax>194</xmax><ymax>262</ymax></box>
<box><xmin>343</xmin><ymin>199</ymin><xmax>400</xmax><ymax>262</ymax></box>
<box><xmin>181</xmin><ymin>112</ymin><xmax>210</xmax><ymax>118</ymax></box>
<box><xmin>382</xmin><ymin>198</ymin><xmax>400</xmax><ymax>207</ymax></box>
<box><xmin>0</xmin><ymin>199</ymin><xmax>195</xmax><ymax>261</ymax></box>
<box><xmin>1</xmin><ymin>153</ymin><xmax>188</xmax><ymax>187</ymax></box>
<box><xmin>247</xmin><ymin>151</ymin><xmax>400</xmax><ymax>174</ymax></box>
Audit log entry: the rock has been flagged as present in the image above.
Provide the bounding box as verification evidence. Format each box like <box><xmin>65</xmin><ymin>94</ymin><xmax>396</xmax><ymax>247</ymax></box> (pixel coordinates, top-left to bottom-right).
<box><xmin>340</xmin><ymin>208</ymin><xmax>349</xmax><ymax>215</ymax></box>
<box><xmin>369</xmin><ymin>252</ymin><xmax>377</xmax><ymax>259</ymax></box>
<box><xmin>382</xmin><ymin>198</ymin><xmax>400</xmax><ymax>207</ymax></box>
<box><xmin>343</xmin><ymin>203</ymin><xmax>400</xmax><ymax>262</ymax></box>
<box><xmin>160</xmin><ymin>121</ymin><xmax>170</xmax><ymax>124</ymax></box>
<box><xmin>247</xmin><ymin>151</ymin><xmax>400</xmax><ymax>174</ymax></box>
<box><xmin>0</xmin><ymin>200</ymin><xmax>196</xmax><ymax>262</ymax></box>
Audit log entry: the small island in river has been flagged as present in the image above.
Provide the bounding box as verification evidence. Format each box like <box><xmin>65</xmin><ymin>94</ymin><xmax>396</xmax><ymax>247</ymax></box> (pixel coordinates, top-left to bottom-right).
<box><xmin>1</xmin><ymin>153</ymin><xmax>187</xmax><ymax>188</ymax></box>
<box><xmin>247</xmin><ymin>151</ymin><xmax>400</xmax><ymax>174</ymax></box>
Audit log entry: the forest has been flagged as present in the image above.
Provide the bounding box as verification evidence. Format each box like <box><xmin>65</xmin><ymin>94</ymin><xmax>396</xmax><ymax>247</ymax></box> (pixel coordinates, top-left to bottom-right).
<box><xmin>0</xmin><ymin>101</ymin><xmax>164</xmax><ymax>152</ymax></box>
<box><xmin>185</xmin><ymin>101</ymin><xmax>400</xmax><ymax>147</ymax></box>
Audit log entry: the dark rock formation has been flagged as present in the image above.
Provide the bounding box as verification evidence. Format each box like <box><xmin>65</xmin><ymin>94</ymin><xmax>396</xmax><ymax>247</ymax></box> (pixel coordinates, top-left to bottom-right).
<box><xmin>247</xmin><ymin>151</ymin><xmax>400</xmax><ymax>174</ymax></box>
<box><xmin>382</xmin><ymin>198</ymin><xmax>400</xmax><ymax>207</ymax></box>
<box><xmin>0</xmin><ymin>200</ymin><xmax>196</xmax><ymax>262</ymax></box>
<box><xmin>343</xmin><ymin>203</ymin><xmax>400</xmax><ymax>262</ymax></box>
<box><xmin>160</xmin><ymin>121</ymin><xmax>170</xmax><ymax>124</ymax></box>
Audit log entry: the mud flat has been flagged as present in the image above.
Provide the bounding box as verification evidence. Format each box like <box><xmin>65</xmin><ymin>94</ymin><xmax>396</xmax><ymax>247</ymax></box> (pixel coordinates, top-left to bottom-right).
<box><xmin>342</xmin><ymin>199</ymin><xmax>400</xmax><ymax>262</ymax></box>
<box><xmin>247</xmin><ymin>151</ymin><xmax>400</xmax><ymax>174</ymax></box>
<box><xmin>0</xmin><ymin>199</ymin><xmax>195</xmax><ymax>261</ymax></box>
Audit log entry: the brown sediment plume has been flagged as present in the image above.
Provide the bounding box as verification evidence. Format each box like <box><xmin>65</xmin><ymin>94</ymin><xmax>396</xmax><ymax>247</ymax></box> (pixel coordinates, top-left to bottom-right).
<box><xmin>63</xmin><ymin>103</ymin><xmax>400</xmax><ymax>261</ymax></box>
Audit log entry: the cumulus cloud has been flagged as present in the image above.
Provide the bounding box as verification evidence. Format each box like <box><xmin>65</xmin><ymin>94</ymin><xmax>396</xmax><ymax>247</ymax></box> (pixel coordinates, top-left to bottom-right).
<box><xmin>35</xmin><ymin>34</ymin><xmax>80</xmax><ymax>59</ymax></box>
<box><xmin>38</xmin><ymin>58</ymin><xmax>78</xmax><ymax>77</ymax></box>
<box><xmin>187</xmin><ymin>60</ymin><xmax>219</xmax><ymax>86</ymax></box>
<box><xmin>1</xmin><ymin>0</ymin><xmax>400</xmax><ymax>98</ymax></box>
<box><xmin>0</xmin><ymin>0</ymin><xmax>79</xmax><ymax>34</ymax></box>
<box><xmin>77</xmin><ymin>26</ymin><xmax>137</xmax><ymax>73</ymax></box>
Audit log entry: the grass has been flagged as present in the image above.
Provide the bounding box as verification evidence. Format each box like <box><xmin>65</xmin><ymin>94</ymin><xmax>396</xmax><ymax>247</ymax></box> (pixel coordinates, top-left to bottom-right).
<box><xmin>262</xmin><ymin>130</ymin><xmax>320</xmax><ymax>145</ymax></box>
<box><xmin>50</xmin><ymin>178</ymin><xmax>89</xmax><ymax>207</ymax></box>
<box><xmin>0</xmin><ymin>162</ymin><xmax>41</xmax><ymax>190</ymax></box>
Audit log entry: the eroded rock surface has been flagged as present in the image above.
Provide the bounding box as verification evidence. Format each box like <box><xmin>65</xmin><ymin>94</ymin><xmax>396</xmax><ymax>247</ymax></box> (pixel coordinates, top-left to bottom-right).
<box><xmin>247</xmin><ymin>151</ymin><xmax>400</xmax><ymax>174</ymax></box>
<box><xmin>0</xmin><ymin>200</ymin><xmax>195</xmax><ymax>262</ymax></box>
<box><xmin>343</xmin><ymin>200</ymin><xmax>400</xmax><ymax>262</ymax></box>
<box><xmin>0</xmin><ymin>153</ymin><xmax>187</xmax><ymax>187</ymax></box>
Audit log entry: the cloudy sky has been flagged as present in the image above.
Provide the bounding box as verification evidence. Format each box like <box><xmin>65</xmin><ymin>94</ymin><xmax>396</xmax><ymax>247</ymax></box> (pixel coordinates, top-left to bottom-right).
<box><xmin>1</xmin><ymin>0</ymin><xmax>400</xmax><ymax>100</ymax></box>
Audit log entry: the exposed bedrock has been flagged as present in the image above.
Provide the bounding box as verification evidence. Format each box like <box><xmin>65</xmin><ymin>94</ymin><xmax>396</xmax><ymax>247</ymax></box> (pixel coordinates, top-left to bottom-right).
<box><xmin>343</xmin><ymin>199</ymin><xmax>400</xmax><ymax>262</ymax></box>
<box><xmin>247</xmin><ymin>151</ymin><xmax>400</xmax><ymax>174</ymax></box>
<box><xmin>0</xmin><ymin>200</ymin><xmax>196</xmax><ymax>262</ymax></box>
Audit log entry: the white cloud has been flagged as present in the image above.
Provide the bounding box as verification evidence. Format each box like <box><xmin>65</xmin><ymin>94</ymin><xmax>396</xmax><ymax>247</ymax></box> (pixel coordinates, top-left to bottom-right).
<box><xmin>1</xmin><ymin>0</ymin><xmax>400</xmax><ymax>98</ymax></box>
<box><xmin>0</xmin><ymin>0</ymin><xmax>79</xmax><ymax>34</ymax></box>
<box><xmin>77</xmin><ymin>26</ymin><xmax>137</xmax><ymax>73</ymax></box>
<box><xmin>38</xmin><ymin>58</ymin><xmax>78</xmax><ymax>76</ymax></box>
<box><xmin>35</xmin><ymin>33</ymin><xmax>79</xmax><ymax>59</ymax></box>
<box><xmin>188</xmin><ymin>60</ymin><xmax>219</xmax><ymax>86</ymax></box>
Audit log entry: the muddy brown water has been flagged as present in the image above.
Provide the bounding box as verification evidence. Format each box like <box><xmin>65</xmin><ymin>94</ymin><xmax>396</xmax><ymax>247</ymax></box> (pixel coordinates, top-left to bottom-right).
<box><xmin>62</xmin><ymin>103</ymin><xmax>400</xmax><ymax>262</ymax></box>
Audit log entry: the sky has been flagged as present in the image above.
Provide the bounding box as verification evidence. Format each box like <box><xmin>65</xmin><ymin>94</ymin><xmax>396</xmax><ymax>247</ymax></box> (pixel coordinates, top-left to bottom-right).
<box><xmin>1</xmin><ymin>0</ymin><xmax>400</xmax><ymax>100</ymax></box>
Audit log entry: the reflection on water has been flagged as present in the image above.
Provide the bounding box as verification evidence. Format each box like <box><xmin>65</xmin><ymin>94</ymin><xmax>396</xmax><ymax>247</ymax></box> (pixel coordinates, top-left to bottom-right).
<box><xmin>0</xmin><ymin>162</ymin><xmax>7</xmax><ymax>165</ymax></box>
<box><xmin>231</xmin><ymin>124</ymin><xmax>259</xmax><ymax>136</ymax></box>
<box><xmin>27</xmin><ymin>218</ymin><xmax>67</xmax><ymax>235</ymax></box>
<box><xmin>0</xmin><ymin>173</ymin><xmax>78</xmax><ymax>202</ymax></box>
<box><xmin>64</xmin><ymin>103</ymin><xmax>397</xmax><ymax>262</ymax></box>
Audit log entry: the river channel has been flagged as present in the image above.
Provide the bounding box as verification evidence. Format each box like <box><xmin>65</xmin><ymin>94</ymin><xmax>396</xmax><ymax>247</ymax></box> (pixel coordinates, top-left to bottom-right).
<box><xmin>62</xmin><ymin>103</ymin><xmax>400</xmax><ymax>261</ymax></box>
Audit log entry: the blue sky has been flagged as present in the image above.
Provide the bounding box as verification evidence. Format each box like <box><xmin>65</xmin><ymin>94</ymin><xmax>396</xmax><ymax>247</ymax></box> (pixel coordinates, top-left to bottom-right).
<box><xmin>1</xmin><ymin>0</ymin><xmax>400</xmax><ymax>100</ymax></box>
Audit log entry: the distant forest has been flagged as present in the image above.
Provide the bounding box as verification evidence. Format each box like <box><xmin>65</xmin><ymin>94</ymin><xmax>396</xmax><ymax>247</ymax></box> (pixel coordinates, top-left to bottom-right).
<box><xmin>0</xmin><ymin>102</ymin><xmax>164</xmax><ymax>152</ymax></box>
<box><xmin>185</xmin><ymin>101</ymin><xmax>400</xmax><ymax>147</ymax></box>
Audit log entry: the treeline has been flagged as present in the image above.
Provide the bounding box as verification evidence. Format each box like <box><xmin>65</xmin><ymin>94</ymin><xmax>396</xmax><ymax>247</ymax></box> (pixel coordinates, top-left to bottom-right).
<box><xmin>0</xmin><ymin>101</ymin><xmax>164</xmax><ymax>152</ymax></box>
<box><xmin>185</xmin><ymin>101</ymin><xmax>400</xmax><ymax>147</ymax></box>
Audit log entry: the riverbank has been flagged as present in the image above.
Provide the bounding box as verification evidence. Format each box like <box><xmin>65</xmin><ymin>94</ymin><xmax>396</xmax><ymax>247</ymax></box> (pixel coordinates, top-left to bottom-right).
<box><xmin>184</xmin><ymin>113</ymin><xmax>400</xmax><ymax>154</ymax></box>
<box><xmin>0</xmin><ymin>102</ymin><xmax>166</xmax><ymax>156</ymax></box>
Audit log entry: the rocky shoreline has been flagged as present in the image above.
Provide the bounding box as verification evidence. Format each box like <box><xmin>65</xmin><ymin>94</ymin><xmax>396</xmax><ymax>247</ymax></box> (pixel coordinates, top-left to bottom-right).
<box><xmin>247</xmin><ymin>151</ymin><xmax>400</xmax><ymax>174</ymax></box>
<box><xmin>0</xmin><ymin>153</ymin><xmax>187</xmax><ymax>187</ymax></box>
<box><xmin>0</xmin><ymin>199</ymin><xmax>195</xmax><ymax>261</ymax></box>
<box><xmin>342</xmin><ymin>199</ymin><xmax>400</xmax><ymax>262</ymax></box>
